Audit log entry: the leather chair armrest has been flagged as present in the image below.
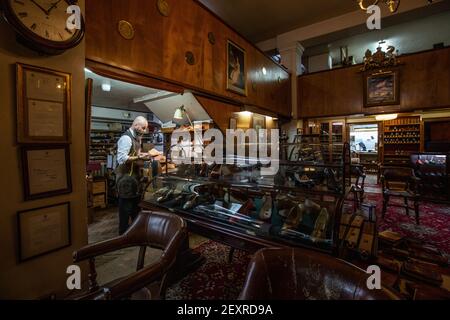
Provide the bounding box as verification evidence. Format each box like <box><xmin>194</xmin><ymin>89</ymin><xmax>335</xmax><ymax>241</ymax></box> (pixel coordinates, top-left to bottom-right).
<box><xmin>73</xmin><ymin>236</ymin><xmax>128</xmax><ymax>262</ymax></box>
<box><xmin>102</xmin><ymin>262</ymin><xmax>165</xmax><ymax>300</ymax></box>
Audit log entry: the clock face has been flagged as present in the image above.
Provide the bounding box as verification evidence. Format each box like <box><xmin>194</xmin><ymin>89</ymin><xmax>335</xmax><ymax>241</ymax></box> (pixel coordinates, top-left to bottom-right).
<box><xmin>10</xmin><ymin>0</ymin><xmax>77</xmax><ymax>42</ymax></box>
<box><xmin>2</xmin><ymin>0</ymin><xmax>84</xmax><ymax>54</ymax></box>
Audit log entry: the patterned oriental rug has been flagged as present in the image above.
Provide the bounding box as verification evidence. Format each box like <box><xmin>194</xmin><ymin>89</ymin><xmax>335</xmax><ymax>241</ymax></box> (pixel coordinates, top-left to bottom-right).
<box><xmin>166</xmin><ymin>241</ymin><xmax>251</xmax><ymax>300</ymax></box>
<box><xmin>363</xmin><ymin>192</ymin><xmax>450</xmax><ymax>256</ymax></box>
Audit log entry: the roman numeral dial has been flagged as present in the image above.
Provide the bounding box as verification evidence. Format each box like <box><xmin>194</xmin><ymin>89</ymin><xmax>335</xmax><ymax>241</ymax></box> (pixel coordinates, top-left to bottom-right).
<box><xmin>3</xmin><ymin>0</ymin><xmax>84</xmax><ymax>54</ymax></box>
<box><xmin>9</xmin><ymin>0</ymin><xmax>79</xmax><ymax>42</ymax></box>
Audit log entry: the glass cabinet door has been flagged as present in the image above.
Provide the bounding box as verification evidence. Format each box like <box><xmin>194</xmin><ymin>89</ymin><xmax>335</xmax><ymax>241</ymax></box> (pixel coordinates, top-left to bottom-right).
<box><xmin>320</xmin><ymin>122</ymin><xmax>330</xmax><ymax>143</ymax></box>
<box><xmin>332</xmin><ymin>122</ymin><xmax>344</xmax><ymax>143</ymax></box>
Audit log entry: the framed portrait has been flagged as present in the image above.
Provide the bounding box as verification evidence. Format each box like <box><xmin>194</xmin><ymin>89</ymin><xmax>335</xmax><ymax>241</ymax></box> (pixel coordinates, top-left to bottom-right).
<box><xmin>252</xmin><ymin>114</ymin><xmax>266</xmax><ymax>133</ymax></box>
<box><xmin>229</xmin><ymin>117</ymin><xmax>237</xmax><ymax>130</ymax></box>
<box><xmin>21</xmin><ymin>145</ymin><xmax>72</xmax><ymax>201</ymax></box>
<box><xmin>16</xmin><ymin>63</ymin><xmax>71</xmax><ymax>144</ymax></box>
<box><xmin>17</xmin><ymin>202</ymin><xmax>71</xmax><ymax>262</ymax></box>
<box><xmin>364</xmin><ymin>70</ymin><xmax>400</xmax><ymax>108</ymax></box>
<box><xmin>227</xmin><ymin>40</ymin><xmax>247</xmax><ymax>96</ymax></box>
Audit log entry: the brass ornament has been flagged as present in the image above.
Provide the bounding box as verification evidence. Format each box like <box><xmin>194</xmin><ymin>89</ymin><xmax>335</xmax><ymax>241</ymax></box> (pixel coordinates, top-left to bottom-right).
<box><xmin>118</xmin><ymin>20</ymin><xmax>135</xmax><ymax>40</ymax></box>
<box><xmin>208</xmin><ymin>32</ymin><xmax>216</xmax><ymax>45</ymax></box>
<box><xmin>185</xmin><ymin>51</ymin><xmax>195</xmax><ymax>65</ymax></box>
<box><xmin>361</xmin><ymin>45</ymin><xmax>398</xmax><ymax>71</ymax></box>
<box><xmin>251</xmin><ymin>81</ymin><xmax>257</xmax><ymax>91</ymax></box>
<box><xmin>157</xmin><ymin>0</ymin><xmax>170</xmax><ymax>17</ymax></box>
<box><xmin>358</xmin><ymin>0</ymin><xmax>400</xmax><ymax>13</ymax></box>
<box><xmin>358</xmin><ymin>0</ymin><xmax>380</xmax><ymax>10</ymax></box>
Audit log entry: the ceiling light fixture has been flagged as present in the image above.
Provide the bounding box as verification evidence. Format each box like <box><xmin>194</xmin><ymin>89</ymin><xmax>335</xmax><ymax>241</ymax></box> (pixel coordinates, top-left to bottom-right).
<box><xmin>101</xmin><ymin>83</ymin><xmax>111</xmax><ymax>92</ymax></box>
<box><xmin>375</xmin><ymin>114</ymin><xmax>398</xmax><ymax>121</ymax></box>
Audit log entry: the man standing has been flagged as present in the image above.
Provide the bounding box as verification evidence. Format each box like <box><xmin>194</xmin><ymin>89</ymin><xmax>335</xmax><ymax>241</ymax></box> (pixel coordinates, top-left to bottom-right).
<box><xmin>115</xmin><ymin>116</ymin><xmax>151</xmax><ymax>235</ymax></box>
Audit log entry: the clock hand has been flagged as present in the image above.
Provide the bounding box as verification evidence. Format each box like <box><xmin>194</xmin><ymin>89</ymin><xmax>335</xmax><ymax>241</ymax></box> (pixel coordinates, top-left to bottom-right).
<box><xmin>30</xmin><ymin>0</ymin><xmax>49</xmax><ymax>15</ymax></box>
<box><xmin>47</xmin><ymin>0</ymin><xmax>64</xmax><ymax>15</ymax></box>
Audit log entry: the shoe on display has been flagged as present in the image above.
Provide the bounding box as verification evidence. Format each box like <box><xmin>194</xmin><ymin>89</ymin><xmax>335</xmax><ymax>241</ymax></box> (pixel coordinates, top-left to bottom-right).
<box><xmin>259</xmin><ymin>195</ymin><xmax>273</xmax><ymax>221</ymax></box>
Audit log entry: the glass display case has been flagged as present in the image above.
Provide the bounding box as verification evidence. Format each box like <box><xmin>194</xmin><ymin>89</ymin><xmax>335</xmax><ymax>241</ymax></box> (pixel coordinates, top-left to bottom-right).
<box><xmin>410</xmin><ymin>153</ymin><xmax>450</xmax><ymax>203</ymax></box>
<box><xmin>141</xmin><ymin>142</ymin><xmax>351</xmax><ymax>254</ymax></box>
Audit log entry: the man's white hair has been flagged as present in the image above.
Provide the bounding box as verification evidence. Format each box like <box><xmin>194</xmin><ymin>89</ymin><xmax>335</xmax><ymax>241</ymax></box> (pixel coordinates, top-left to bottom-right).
<box><xmin>132</xmin><ymin>116</ymin><xmax>148</xmax><ymax>128</ymax></box>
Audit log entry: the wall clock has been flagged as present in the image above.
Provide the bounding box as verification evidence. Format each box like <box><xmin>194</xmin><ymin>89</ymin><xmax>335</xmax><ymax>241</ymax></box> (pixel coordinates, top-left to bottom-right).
<box><xmin>1</xmin><ymin>0</ymin><xmax>85</xmax><ymax>55</ymax></box>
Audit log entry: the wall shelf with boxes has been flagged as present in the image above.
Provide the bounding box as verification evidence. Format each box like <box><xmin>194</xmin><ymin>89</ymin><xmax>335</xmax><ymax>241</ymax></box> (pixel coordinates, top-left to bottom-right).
<box><xmin>381</xmin><ymin>116</ymin><xmax>423</xmax><ymax>167</ymax></box>
<box><xmin>87</xmin><ymin>177</ymin><xmax>108</xmax><ymax>209</ymax></box>
<box><xmin>305</xmin><ymin>119</ymin><xmax>347</xmax><ymax>164</ymax></box>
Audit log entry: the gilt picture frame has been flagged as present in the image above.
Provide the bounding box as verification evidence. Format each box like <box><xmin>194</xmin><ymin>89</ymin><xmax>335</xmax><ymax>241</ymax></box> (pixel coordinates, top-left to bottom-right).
<box><xmin>227</xmin><ymin>40</ymin><xmax>247</xmax><ymax>96</ymax></box>
<box><xmin>364</xmin><ymin>69</ymin><xmax>400</xmax><ymax>108</ymax></box>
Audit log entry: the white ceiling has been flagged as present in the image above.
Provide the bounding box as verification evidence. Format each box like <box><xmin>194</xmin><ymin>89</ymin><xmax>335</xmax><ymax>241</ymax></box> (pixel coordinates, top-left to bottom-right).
<box><xmin>85</xmin><ymin>70</ymin><xmax>174</xmax><ymax>112</ymax></box>
<box><xmin>85</xmin><ymin>71</ymin><xmax>212</xmax><ymax>125</ymax></box>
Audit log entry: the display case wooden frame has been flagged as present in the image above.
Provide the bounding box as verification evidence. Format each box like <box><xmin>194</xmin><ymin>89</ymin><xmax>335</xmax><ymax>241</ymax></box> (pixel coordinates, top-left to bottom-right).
<box><xmin>17</xmin><ymin>202</ymin><xmax>71</xmax><ymax>263</ymax></box>
<box><xmin>16</xmin><ymin>63</ymin><xmax>71</xmax><ymax>144</ymax></box>
<box><xmin>21</xmin><ymin>145</ymin><xmax>72</xmax><ymax>201</ymax></box>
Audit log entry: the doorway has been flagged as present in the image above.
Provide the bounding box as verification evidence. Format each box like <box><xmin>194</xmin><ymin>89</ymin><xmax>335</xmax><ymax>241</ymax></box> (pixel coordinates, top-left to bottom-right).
<box><xmin>349</xmin><ymin>123</ymin><xmax>380</xmax><ymax>178</ymax></box>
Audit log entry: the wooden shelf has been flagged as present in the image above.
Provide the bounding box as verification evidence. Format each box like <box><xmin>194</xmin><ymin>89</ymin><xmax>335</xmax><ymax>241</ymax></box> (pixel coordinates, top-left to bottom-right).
<box><xmin>384</xmin><ymin>142</ymin><xmax>420</xmax><ymax>145</ymax></box>
<box><xmin>385</xmin><ymin>130</ymin><xmax>420</xmax><ymax>133</ymax></box>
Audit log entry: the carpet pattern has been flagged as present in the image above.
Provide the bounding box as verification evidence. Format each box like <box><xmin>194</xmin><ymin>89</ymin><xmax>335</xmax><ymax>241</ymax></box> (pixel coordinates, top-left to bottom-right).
<box><xmin>363</xmin><ymin>192</ymin><xmax>450</xmax><ymax>255</ymax></box>
<box><xmin>166</xmin><ymin>242</ymin><xmax>251</xmax><ymax>300</ymax></box>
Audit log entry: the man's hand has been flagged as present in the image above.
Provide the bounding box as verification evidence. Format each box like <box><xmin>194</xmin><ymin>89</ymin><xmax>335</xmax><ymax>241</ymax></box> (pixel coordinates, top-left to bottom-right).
<box><xmin>127</xmin><ymin>156</ymin><xmax>139</xmax><ymax>163</ymax></box>
<box><xmin>138</xmin><ymin>153</ymin><xmax>152</xmax><ymax>161</ymax></box>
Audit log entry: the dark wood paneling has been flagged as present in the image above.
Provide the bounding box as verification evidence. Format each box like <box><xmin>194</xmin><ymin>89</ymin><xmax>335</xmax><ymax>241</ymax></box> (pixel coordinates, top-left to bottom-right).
<box><xmin>86</xmin><ymin>0</ymin><xmax>291</xmax><ymax>117</ymax></box>
<box><xmin>298</xmin><ymin>47</ymin><xmax>450</xmax><ymax>118</ymax></box>
<box><xmin>400</xmin><ymin>49</ymin><xmax>450</xmax><ymax>111</ymax></box>
<box><xmin>298</xmin><ymin>65</ymin><xmax>363</xmax><ymax>118</ymax></box>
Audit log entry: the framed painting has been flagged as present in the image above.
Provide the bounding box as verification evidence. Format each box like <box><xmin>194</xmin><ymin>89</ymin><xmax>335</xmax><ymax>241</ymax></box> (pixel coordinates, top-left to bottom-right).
<box><xmin>364</xmin><ymin>70</ymin><xmax>400</xmax><ymax>107</ymax></box>
<box><xmin>227</xmin><ymin>40</ymin><xmax>247</xmax><ymax>96</ymax></box>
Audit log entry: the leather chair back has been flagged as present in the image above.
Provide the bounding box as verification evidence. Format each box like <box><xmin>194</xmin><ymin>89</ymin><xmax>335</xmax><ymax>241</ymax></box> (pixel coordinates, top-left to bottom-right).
<box><xmin>239</xmin><ymin>248</ymin><xmax>400</xmax><ymax>300</ymax></box>
<box><xmin>380</xmin><ymin>167</ymin><xmax>415</xmax><ymax>192</ymax></box>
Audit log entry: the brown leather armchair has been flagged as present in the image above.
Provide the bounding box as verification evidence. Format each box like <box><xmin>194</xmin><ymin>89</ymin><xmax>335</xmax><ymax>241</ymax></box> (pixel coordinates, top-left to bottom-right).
<box><xmin>239</xmin><ymin>248</ymin><xmax>401</xmax><ymax>300</ymax></box>
<box><xmin>71</xmin><ymin>211</ymin><xmax>187</xmax><ymax>300</ymax></box>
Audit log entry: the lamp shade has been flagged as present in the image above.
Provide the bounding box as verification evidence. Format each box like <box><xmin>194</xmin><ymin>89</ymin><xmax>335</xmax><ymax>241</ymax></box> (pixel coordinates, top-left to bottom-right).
<box><xmin>173</xmin><ymin>106</ymin><xmax>185</xmax><ymax>120</ymax></box>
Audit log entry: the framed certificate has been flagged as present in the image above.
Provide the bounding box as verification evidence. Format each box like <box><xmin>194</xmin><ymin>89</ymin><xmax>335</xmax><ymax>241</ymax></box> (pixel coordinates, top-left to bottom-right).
<box><xmin>17</xmin><ymin>202</ymin><xmax>71</xmax><ymax>262</ymax></box>
<box><xmin>16</xmin><ymin>63</ymin><xmax>71</xmax><ymax>143</ymax></box>
<box><xmin>21</xmin><ymin>145</ymin><xmax>72</xmax><ymax>201</ymax></box>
